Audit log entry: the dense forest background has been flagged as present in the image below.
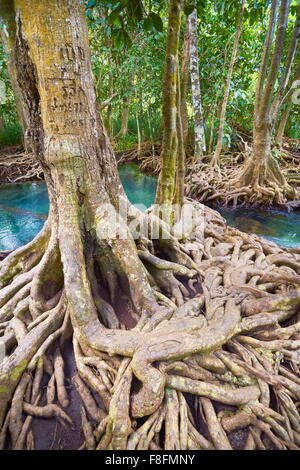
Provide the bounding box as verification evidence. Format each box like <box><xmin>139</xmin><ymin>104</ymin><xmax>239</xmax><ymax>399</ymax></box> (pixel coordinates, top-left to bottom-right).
<box><xmin>0</xmin><ymin>0</ymin><xmax>299</xmax><ymax>151</ymax></box>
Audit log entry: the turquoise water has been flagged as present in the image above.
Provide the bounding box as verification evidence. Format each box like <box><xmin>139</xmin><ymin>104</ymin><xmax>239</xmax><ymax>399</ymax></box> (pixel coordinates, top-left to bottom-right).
<box><xmin>0</xmin><ymin>163</ymin><xmax>299</xmax><ymax>250</ymax></box>
<box><xmin>219</xmin><ymin>208</ymin><xmax>300</xmax><ymax>249</ymax></box>
<box><xmin>0</xmin><ymin>163</ymin><xmax>157</xmax><ymax>251</ymax></box>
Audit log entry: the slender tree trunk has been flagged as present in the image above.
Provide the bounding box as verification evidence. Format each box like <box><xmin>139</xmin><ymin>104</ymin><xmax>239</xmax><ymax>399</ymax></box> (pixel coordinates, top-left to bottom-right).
<box><xmin>155</xmin><ymin>0</ymin><xmax>182</xmax><ymax>209</ymax></box>
<box><xmin>1</xmin><ymin>0</ymin><xmax>300</xmax><ymax>450</ymax></box>
<box><xmin>117</xmin><ymin>74</ymin><xmax>134</xmax><ymax>139</ymax></box>
<box><xmin>251</xmin><ymin>0</ymin><xmax>291</xmax><ymax>172</ymax></box>
<box><xmin>175</xmin><ymin>69</ymin><xmax>185</xmax><ymax>207</ymax></box>
<box><xmin>275</xmin><ymin>59</ymin><xmax>300</xmax><ymax>144</ymax></box>
<box><xmin>105</xmin><ymin>50</ymin><xmax>114</xmax><ymax>137</ymax></box>
<box><xmin>211</xmin><ymin>0</ymin><xmax>245</xmax><ymax>166</ymax></box>
<box><xmin>0</xmin><ymin>115</ymin><xmax>4</xmax><ymax>132</ymax></box>
<box><xmin>136</xmin><ymin>110</ymin><xmax>141</xmax><ymax>157</ymax></box>
<box><xmin>188</xmin><ymin>3</ymin><xmax>205</xmax><ymax>158</ymax></box>
<box><xmin>275</xmin><ymin>106</ymin><xmax>290</xmax><ymax>144</ymax></box>
<box><xmin>118</xmin><ymin>96</ymin><xmax>130</xmax><ymax>138</ymax></box>
<box><xmin>180</xmin><ymin>18</ymin><xmax>190</xmax><ymax>151</ymax></box>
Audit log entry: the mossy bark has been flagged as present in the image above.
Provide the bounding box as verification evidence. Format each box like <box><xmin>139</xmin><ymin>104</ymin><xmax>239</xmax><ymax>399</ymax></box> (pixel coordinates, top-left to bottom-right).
<box><xmin>180</xmin><ymin>18</ymin><xmax>190</xmax><ymax>151</ymax></box>
<box><xmin>0</xmin><ymin>0</ymin><xmax>157</xmax><ymax>426</ymax></box>
<box><xmin>155</xmin><ymin>0</ymin><xmax>183</xmax><ymax>209</ymax></box>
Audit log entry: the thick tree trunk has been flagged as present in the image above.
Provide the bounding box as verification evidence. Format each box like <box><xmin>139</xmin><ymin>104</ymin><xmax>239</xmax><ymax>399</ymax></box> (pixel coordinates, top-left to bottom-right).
<box><xmin>0</xmin><ymin>0</ymin><xmax>157</xmax><ymax>428</ymax></box>
<box><xmin>211</xmin><ymin>0</ymin><xmax>245</xmax><ymax>166</ymax></box>
<box><xmin>155</xmin><ymin>0</ymin><xmax>182</xmax><ymax>209</ymax></box>
<box><xmin>188</xmin><ymin>4</ymin><xmax>205</xmax><ymax>158</ymax></box>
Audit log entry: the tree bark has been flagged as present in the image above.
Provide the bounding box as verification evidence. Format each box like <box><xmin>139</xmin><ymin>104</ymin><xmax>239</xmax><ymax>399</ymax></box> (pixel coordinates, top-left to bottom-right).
<box><xmin>1</xmin><ymin>0</ymin><xmax>300</xmax><ymax>450</ymax></box>
<box><xmin>0</xmin><ymin>115</ymin><xmax>4</xmax><ymax>132</ymax></box>
<box><xmin>188</xmin><ymin>3</ymin><xmax>205</xmax><ymax>158</ymax></box>
<box><xmin>180</xmin><ymin>18</ymin><xmax>190</xmax><ymax>151</ymax></box>
<box><xmin>275</xmin><ymin>59</ymin><xmax>300</xmax><ymax>144</ymax></box>
<box><xmin>104</xmin><ymin>49</ymin><xmax>114</xmax><ymax>137</ymax></box>
<box><xmin>118</xmin><ymin>96</ymin><xmax>130</xmax><ymax>138</ymax></box>
<box><xmin>275</xmin><ymin>106</ymin><xmax>290</xmax><ymax>144</ymax></box>
<box><xmin>211</xmin><ymin>0</ymin><xmax>245</xmax><ymax>166</ymax></box>
<box><xmin>155</xmin><ymin>0</ymin><xmax>183</xmax><ymax>210</ymax></box>
<box><xmin>271</xmin><ymin>4</ymin><xmax>300</xmax><ymax>120</ymax></box>
<box><xmin>0</xmin><ymin>0</ymin><xmax>157</xmax><ymax>427</ymax></box>
<box><xmin>175</xmin><ymin>68</ymin><xmax>185</xmax><ymax>207</ymax></box>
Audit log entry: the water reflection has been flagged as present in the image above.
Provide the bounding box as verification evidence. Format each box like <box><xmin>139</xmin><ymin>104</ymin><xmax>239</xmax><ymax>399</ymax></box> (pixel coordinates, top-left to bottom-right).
<box><xmin>0</xmin><ymin>164</ymin><xmax>299</xmax><ymax>250</ymax></box>
<box><xmin>219</xmin><ymin>208</ymin><xmax>300</xmax><ymax>248</ymax></box>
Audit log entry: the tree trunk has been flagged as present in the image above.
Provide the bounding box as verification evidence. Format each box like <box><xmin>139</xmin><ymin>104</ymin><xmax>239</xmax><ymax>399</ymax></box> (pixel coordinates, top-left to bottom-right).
<box><xmin>275</xmin><ymin>43</ymin><xmax>300</xmax><ymax>145</ymax></box>
<box><xmin>211</xmin><ymin>0</ymin><xmax>245</xmax><ymax>166</ymax></box>
<box><xmin>105</xmin><ymin>50</ymin><xmax>114</xmax><ymax>137</ymax></box>
<box><xmin>236</xmin><ymin>0</ymin><xmax>296</xmax><ymax>204</ymax></box>
<box><xmin>0</xmin><ymin>0</ymin><xmax>157</xmax><ymax>428</ymax></box>
<box><xmin>188</xmin><ymin>3</ymin><xmax>205</xmax><ymax>158</ymax></box>
<box><xmin>155</xmin><ymin>0</ymin><xmax>182</xmax><ymax>209</ymax></box>
<box><xmin>275</xmin><ymin>61</ymin><xmax>300</xmax><ymax>145</ymax></box>
<box><xmin>118</xmin><ymin>96</ymin><xmax>130</xmax><ymax>138</ymax></box>
<box><xmin>180</xmin><ymin>17</ymin><xmax>190</xmax><ymax>151</ymax></box>
<box><xmin>175</xmin><ymin>68</ymin><xmax>185</xmax><ymax>207</ymax></box>
<box><xmin>275</xmin><ymin>106</ymin><xmax>290</xmax><ymax>144</ymax></box>
<box><xmin>0</xmin><ymin>115</ymin><xmax>4</xmax><ymax>132</ymax></box>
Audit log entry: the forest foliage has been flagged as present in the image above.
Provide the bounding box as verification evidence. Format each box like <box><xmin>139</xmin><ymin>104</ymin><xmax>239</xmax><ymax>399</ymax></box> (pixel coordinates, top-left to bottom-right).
<box><xmin>0</xmin><ymin>0</ymin><xmax>299</xmax><ymax>149</ymax></box>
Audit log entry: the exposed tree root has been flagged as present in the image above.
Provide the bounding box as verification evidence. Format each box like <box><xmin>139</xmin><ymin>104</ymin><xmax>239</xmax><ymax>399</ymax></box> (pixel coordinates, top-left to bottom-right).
<box><xmin>186</xmin><ymin>151</ymin><xmax>300</xmax><ymax>209</ymax></box>
<box><xmin>0</xmin><ymin>142</ymin><xmax>161</xmax><ymax>184</ymax></box>
<box><xmin>1</xmin><ymin>200</ymin><xmax>300</xmax><ymax>450</ymax></box>
<box><xmin>0</xmin><ymin>150</ymin><xmax>43</xmax><ymax>184</ymax></box>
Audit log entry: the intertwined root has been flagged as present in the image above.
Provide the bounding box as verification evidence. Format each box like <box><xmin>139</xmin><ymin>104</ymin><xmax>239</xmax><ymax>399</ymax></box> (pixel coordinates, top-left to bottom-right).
<box><xmin>1</xmin><ymin>202</ymin><xmax>300</xmax><ymax>450</ymax></box>
<box><xmin>0</xmin><ymin>151</ymin><xmax>43</xmax><ymax>183</ymax></box>
<box><xmin>185</xmin><ymin>153</ymin><xmax>300</xmax><ymax>208</ymax></box>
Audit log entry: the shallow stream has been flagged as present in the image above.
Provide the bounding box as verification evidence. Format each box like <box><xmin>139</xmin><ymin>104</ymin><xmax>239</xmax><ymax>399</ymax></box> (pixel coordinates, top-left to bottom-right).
<box><xmin>0</xmin><ymin>162</ymin><xmax>299</xmax><ymax>250</ymax></box>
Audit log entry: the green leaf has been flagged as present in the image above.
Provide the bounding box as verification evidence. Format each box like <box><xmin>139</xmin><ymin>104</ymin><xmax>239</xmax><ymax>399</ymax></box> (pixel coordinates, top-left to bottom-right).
<box><xmin>184</xmin><ymin>5</ymin><xmax>195</xmax><ymax>16</ymax></box>
<box><xmin>142</xmin><ymin>17</ymin><xmax>153</xmax><ymax>31</ymax></box>
<box><xmin>148</xmin><ymin>12</ymin><xmax>163</xmax><ymax>32</ymax></box>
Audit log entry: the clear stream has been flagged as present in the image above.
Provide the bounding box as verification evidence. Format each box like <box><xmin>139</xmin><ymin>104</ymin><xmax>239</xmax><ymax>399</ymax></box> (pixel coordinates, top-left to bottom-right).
<box><xmin>0</xmin><ymin>162</ymin><xmax>299</xmax><ymax>251</ymax></box>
